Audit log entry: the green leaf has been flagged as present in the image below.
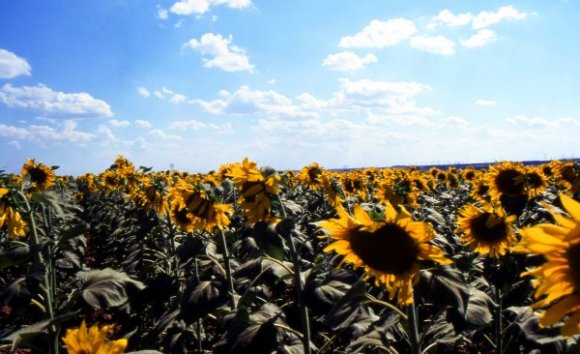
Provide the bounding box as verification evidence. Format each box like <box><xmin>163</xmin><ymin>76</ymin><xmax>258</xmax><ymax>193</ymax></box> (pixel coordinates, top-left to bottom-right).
<box><xmin>74</xmin><ymin>268</ymin><xmax>145</xmax><ymax>309</ymax></box>
<box><xmin>325</xmin><ymin>280</ymin><xmax>368</xmax><ymax>330</ymax></box>
<box><xmin>416</xmin><ymin>266</ymin><xmax>469</xmax><ymax>315</ymax></box>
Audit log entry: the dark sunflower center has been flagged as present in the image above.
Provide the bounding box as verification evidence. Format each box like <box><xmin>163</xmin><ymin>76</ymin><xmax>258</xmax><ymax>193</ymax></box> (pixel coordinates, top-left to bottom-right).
<box><xmin>348</xmin><ymin>224</ymin><xmax>420</xmax><ymax>275</ymax></box>
<box><xmin>526</xmin><ymin>172</ymin><xmax>544</xmax><ymax>188</ymax></box>
<box><xmin>542</xmin><ymin>166</ymin><xmax>553</xmax><ymax>177</ymax></box>
<box><xmin>437</xmin><ymin>172</ymin><xmax>447</xmax><ymax>182</ymax></box>
<box><xmin>173</xmin><ymin>206</ymin><xmax>191</xmax><ymax>225</ymax></box>
<box><xmin>343</xmin><ymin>178</ymin><xmax>355</xmax><ymax>193</ymax></box>
<box><xmin>469</xmin><ymin>212</ymin><xmax>508</xmax><ymax>244</ymax></box>
<box><xmin>27</xmin><ymin>167</ymin><xmax>49</xmax><ymax>185</ymax></box>
<box><xmin>495</xmin><ymin>169</ymin><xmax>525</xmax><ymax>196</ymax></box>
<box><xmin>307</xmin><ymin>167</ymin><xmax>322</xmax><ymax>182</ymax></box>
<box><xmin>241</xmin><ymin>181</ymin><xmax>265</xmax><ymax>202</ymax></box>
<box><xmin>465</xmin><ymin>171</ymin><xmax>475</xmax><ymax>180</ymax></box>
<box><xmin>566</xmin><ymin>242</ymin><xmax>580</xmax><ymax>292</ymax></box>
<box><xmin>561</xmin><ymin>165</ymin><xmax>579</xmax><ymax>183</ymax></box>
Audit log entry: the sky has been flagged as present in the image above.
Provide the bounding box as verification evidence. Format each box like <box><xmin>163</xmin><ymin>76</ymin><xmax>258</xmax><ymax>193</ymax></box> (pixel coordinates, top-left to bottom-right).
<box><xmin>0</xmin><ymin>0</ymin><xmax>579</xmax><ymax>175</ymax></box>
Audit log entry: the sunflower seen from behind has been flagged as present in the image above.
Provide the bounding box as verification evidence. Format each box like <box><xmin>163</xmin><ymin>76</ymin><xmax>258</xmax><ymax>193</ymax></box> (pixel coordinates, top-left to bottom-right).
<box><xmin>319</xmin><ymin>203</ymin><xmax>450</xmax><ymax>305</ymax></box>
<box><xmin>456</xmin><ymin>203</ymin><xmax>516</xmax><ymax>258</ymax></box>
<box><xmin>515</xmin><ymin>194</ymin><xmax>580</xmax><ymax>337</ymax></box>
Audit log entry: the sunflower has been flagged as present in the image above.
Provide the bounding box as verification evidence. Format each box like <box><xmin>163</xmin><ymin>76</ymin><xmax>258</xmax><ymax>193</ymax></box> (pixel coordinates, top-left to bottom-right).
<box><xmin>0</xmin><ymin>188</ymin><xmax>28</xmax><ymax>239</ymax></box>
<box><xmin>524</xmin><ymin>166</ymin><xmax>549</xmax><ymax>198</ymax></box>
<box><xmin>228</xmin><ymin>158</ymin><xmax>280</xmax><ymax>224</ymax></box>
<box><xmin>515</xmin><ymin>194</ymin><xmax>580</xmax><ymax>337</ymax></box>
<box><xmin>169</xmin><ymin>199</ymin><xmax>195</xmax><ymax>233</ymax></box>
<box><xmin>319</xmin><ymin>203</ymin><xmax>450</xmax><ymax>305</ymax></box>
<box><xmin>462</xmin><ymin>167</ymin><xmax>477</xmax><ymax>182</ymax></box>
<box><xmin>62</xmin><ymin>321</ymin><xmax>127</xmax><ymax>354</ymax></box>
<box><xmin>456</xmin><ymin>203</ymin><xmax>516</xmax><ymax>258</ymax></box>
<box><xmin>486</xmin><ymin>161</ymin><xmax>527</xmax><ymax>201</ymax></box>
<box><xmin>21</xmin><ymin>159</ymin><xmax>56</xmax><ymax>192</ymax></box>
<box><xmin>298</xmin><ymin>162</ymin><xmax>325</xmax><ymax>190</ymax></box>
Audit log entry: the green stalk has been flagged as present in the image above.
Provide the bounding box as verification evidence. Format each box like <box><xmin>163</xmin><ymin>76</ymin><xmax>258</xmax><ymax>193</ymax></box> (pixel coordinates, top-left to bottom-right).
<box><xmin>17</xmin><ymin>191</ymin><xmax>58</xmax><ymax>354</ymax></box>
<box><xmin>495</xmin><ymin>286</ymin><xmax>503</xmax><ymax>354</ymax></box>
<box><xmin>219</xmin><ymin>230</ymin><xmax>236</xmax><ymax>310</ymax></box>
<box><xmin>406</xmin><ymin>301</ymin><xmax>421</xmax><ymax>354</ymax></box>
<box><xmin>277</xmin><ymin>195</ymin><xmax>312</xmax><ymax>354</ymax></box>
<box><xmin>194</xmin><ymin>257</ymin><xmax>203</xmax><ymax>353</ymax></box>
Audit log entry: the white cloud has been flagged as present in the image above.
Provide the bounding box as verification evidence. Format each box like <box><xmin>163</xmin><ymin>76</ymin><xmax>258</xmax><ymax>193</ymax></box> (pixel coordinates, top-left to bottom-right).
<box><xmin>97</xmin><ymin>125</ymin><xmax>118</xmax><ymax>142</ymax></box>
<box><xmin>169</xmin><ymin>119</ymin><xmax>233</xmax><ymax>133</ymax></box>
<box><xmin>158</xmin><ymin>7</ymin><xmax>169</xmax><ymax>20</ymax></box>
<box><xmin>0</xmin><ymin>84</ymin><xmax>113</xmax><ymax>117</ymax></box>
<box><xmin>149</xmin><ymin>129</ymin><xmax>182</xmax><ymax>140</ymax></box>
<box><xmin>410</xmin><ymin>36</ymin><xmax>455</xmax><ymax>55</ymax></box>
<box><xmin>135</xmin><ymin>119</ymin><xmax>152</xmax><ymax>128</ymax></box>
<box><xmin>137</xmin><ymin>86</ymin><xmax>150</xmax><ymax>98</ymax></box>
<box><xmin>461</xmin><ymin>29</ymin><xmax>497</xmax><ymax>48</ymax></box>
<box><xmin>0</xmin><ymin>124</ymin><xmax>29</xmax><ymax>139</ymax></box>
<box><xmin>108</xmin><ymin>119</ymin><xmax>131</xmax><ymax>127</ymax></box>
<box><xmin>2</xmin><ymin>120</ymin><xmax>96</xmax><ymax>144</ymax></box>
<box><xmin>183</xmin><ymin>33</ymin><xmax>254</xmax><ymax>72</ymax></box>
<box><xmin>430</xmin><ymin>9</ymin><xmax>473</xmax><ymax>28</ymax></box>
<box><xmin>151</xmin><ymin>86</ymin><xmax>189</xmax><ymax>103</ymax></box>
<box><xmin>0</xmin><ymin>49</ymin><xmax>31</xmax><ymax>79</ymax></box>
<box><xmin>442</xmin><ymin>116</ymin><xmax>469</xmax><ymax>128</ymax></box>
<box><xmin>170</xmin><ymin>0</ymin><xmax>251</xmax><ymax>16</ymax></box>
<box><xmin>472</xmin><ymin>6</ymin><xmax>527</xmax><ymax>29</ymax></box>
<box><xmin>195</xmin><ymin>78</ymin><xmax>436</xmax><ymax>119</ymax></box>
<box><xmin>322</xmin><ymin>51</ymin><xmax>378</xmax><ymax>71</ymax></box>
<box><xmin>339</xmin><ymin>18</ymin><xmax>417</xmax><ymax>48</ymax></box>
<box><xmin>7</xmin><ymin>140</ymin><xmax>21</xmax><ymax>149</ymax></box>
<box><xmin>170</xmin><ymin>93</ymin><xmax>187</xmax><ymax>104</ymax></box>
<box><xmin>475</xmin><ymin>99</ymin><xmax>496</xmax><ymax>106</ymax></box>
<box><xmin>507</xmin><ymin>115</ymin><xmax>580</xmax><ymax>128</ymax></box>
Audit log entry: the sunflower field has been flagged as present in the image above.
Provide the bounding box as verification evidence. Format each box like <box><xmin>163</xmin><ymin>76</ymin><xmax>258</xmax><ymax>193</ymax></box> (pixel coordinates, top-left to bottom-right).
<box><xmin>1</xmin><ymin>156</ymin><xmax>580</xmax><ymax>354</ymax></box>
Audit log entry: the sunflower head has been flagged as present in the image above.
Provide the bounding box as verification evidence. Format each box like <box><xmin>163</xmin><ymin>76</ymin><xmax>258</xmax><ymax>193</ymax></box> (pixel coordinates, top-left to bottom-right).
<box><xmin>319</xmin><ymin>203</ymin><xmax>450</xmax><ymax>305</ymax></box>
<box><xmin>456</xmin><ymin>203</ymin><xmax>516</xmax><ymax>258</ymax></box>
<box><xmin>486</xmin><ymin>161</ymin><xmax>527</xmax><ymax>201</ymax></box>
<box><xmin>21</xmin><ymin>159</ymin><xmax>56</xmax><ymax>192</ymax></box>
<box><xmin>299</xmin><ymin>162</ymin><xmax>325</xmax><ymax>190</ymax></box>
<box><xmin>514</xmin><ymin>194</ymin><xmax>580</xmax><ymax>337</ymax></box>
<box><xmin>62</xmin><ymin>321</ymin><xmax>127</xmax><ymax>354</ymax></box>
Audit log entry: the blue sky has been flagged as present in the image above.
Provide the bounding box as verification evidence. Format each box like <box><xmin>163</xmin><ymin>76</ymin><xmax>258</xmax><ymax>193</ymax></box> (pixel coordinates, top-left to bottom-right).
<box><xmin>0</xmin><ymin>0</ymin><xmax>579</xmax><ymax>175</ymax></box>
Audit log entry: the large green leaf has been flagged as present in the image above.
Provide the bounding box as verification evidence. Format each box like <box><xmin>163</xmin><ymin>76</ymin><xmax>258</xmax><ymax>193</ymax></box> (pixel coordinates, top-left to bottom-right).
<box><xmin>74</xmin><ymin>268</ymin><xmax>145</xmax><ymax>309</ymax></box>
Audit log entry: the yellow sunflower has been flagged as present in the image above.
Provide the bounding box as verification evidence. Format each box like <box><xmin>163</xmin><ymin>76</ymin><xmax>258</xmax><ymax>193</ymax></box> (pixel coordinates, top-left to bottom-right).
<box><xmin>298</xmin><ymin>162</ymin><xmax>325</xmax><ymax>190</ymax></box>
<box><xmin>515</xmin><ymin>194</ymin><xmax>580</xmax><ymax>337</ymax></box>
<box><xmin>524</xmin><ymin>166</ymin><xmax>549</xmax><ymax>198</ymax></box>
<box><xmin>456</xmin><ymin>203</ymin><xmax>516</xmax><ymax>258</ymax></box>
<box><xmin>319</xmin><ymin>203</ymin><xmax>450</xmax><ymax>305</ymax></box>
<box><xmin>486</xmin><ymin>161</ymin><xmax>527</xmax><ymax>201</ymax></box>
<box><xmin>21</xmin><ymin>159</ymin><xmax>56</xmax><ymax>192</ymax></box>
<box><xmin>0</xmin><ymin>188</ymin><xmax>28</xmax><ymax>239</ymax></box>
<box><xmin>62</xmin><ymin>321</ymin><xmax>127</xmax><ymax>354</ymax></box>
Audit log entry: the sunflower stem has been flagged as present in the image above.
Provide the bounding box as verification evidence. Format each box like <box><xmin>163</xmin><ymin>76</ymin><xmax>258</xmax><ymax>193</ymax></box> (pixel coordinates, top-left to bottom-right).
<box><xmin>17</xmin><ymin>191</ymin><xmax>58</xmax><ymax>354</ymax></box>
<box><xmin>406</xmin><ymin>301</ymin><xmax>421</xmax><ymax>354</ymax></box>
<box><xmin>495</xmin><ymin>286</ymin><xmax>503</xmax><ymax>354</ymax></box>
<box><xmin>277</xmin><ymin>195</ymin><xmax>312</xmax><ymax>354</ymax></box>
<box><xmin>219</xmin><ymin>229</ymin><xmax>236</xmax><ymax>310</ymax></box>
<box><xmin>194</xmin><ymin>257</ymin><xmax>203</xmax><ymax>353</ymax></box>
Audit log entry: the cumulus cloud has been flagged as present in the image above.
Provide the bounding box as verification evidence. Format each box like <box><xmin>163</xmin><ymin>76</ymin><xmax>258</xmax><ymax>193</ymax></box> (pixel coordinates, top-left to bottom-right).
<box><xmin>460</xmin><ymin>29</ymin><xmax>497</xmax><ymax>48</ymax></box>
<box><xmin>97</xmin><ymin>125</ymin><xmax>118</xmax><ymax>142</ymax></box>
<box><xmin>339</xmin><ymin>19</ymin><xmax>417</xmax><ymax>48</ymax></box>
<box><xmin>410</xmin><ymin>36</ymin><xmax>455</xmax><ymax>55</ymax></box>
<box><xmin>151</xmin><ymin>86</ymin><xmax>189</xmax><ymax>104</ymax></box>
<box><xmin>472</xmin><ymin>6</ymin><xmax>527</xmax><ymax>30</ymax></box>
<box><xmin>170</xmin><ymin>0</ymin><xmax>251</xmax><ymax>15</ymax></box>
<box><xmin>0</xmin><ymin>49</ymin><xmax>31</xmax><ymax>79</ymax></box>
<box><xmin>137</xmin><ymin>86</ymin><xmax>150</xmax><ymax>98</ymax></box>
<box><xmin>322</xmin><ymin>51</ymin><xmax>378</xmax><ymax>71</ymax></box>
<box><xmin>427</xmin><ymin>6</ymin><xmax>527</xmax><ymax>30</ymax></box>
<box><xmin>135</xmin><ymin>119</ymin><xmax>152</xmax><ymax>128</ymax></box>
<box><xmin>149</xmin><ymin>129</ymin><xmax>182</xmax><ymax>140</ymax></box>
<box><xmin>183</xmin><ymin>33</ymin><xmax>254</xmax><ymax>72</ymax></box>
<box><xmin>194</xmin><ymin>78</ymin><xmax>436</xmax><ymax>119</ymax></box>
<box><xmin>0</xmin><ymin>120</ymin><xmax>95</xmax><ymax>145</ymax></box>
<box><xmin>0</xmin><ymin>84</ymin><xmax>113</xmax><ymax>117</ymax></box>
<box><xmin>475</xmin><ymin>99</ymin><xmax>496</xmax><ymax>106</ymax></box>
<box><xmin>108</xmin><ymin>119</ymin><xmax>131</xmax><ymax>127</ymax></box>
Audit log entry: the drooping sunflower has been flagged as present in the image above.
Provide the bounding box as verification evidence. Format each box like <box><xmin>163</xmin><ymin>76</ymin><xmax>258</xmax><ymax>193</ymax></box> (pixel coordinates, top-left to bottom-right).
<box><xmin>62</xmin><ymin>321</ymin><xmax>127</xmax><ymax>354</ymax></box>
<box><xmin>524</xmin><ymin>166</ymin><xmax>549</xmax><ymax>198</ymax></box>
<box><xmin>21</xmin><ymin>159</ymin><xmax>56</xmax><ymax>192</ymax></box>
<box><xmin>319</xmin><ymin>203</ymin><xmax>450</xmax><ymax>305</ymax></box>
<box><xmin>456</xmin><ymin>203</ymin><xmax>516</xmax><ymax>258</ymax></box>
<box><xmin>515</xmin><ymin>194</ymin><xmax>580</xmax><ymax>337</ymax></box>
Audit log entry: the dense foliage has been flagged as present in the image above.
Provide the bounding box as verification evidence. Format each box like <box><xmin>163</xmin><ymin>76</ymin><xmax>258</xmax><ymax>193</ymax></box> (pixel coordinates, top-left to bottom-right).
<box><xmin>1</xmin><ymin>157</ymin><xmax>580</xmax><ymax>354</ymax></box>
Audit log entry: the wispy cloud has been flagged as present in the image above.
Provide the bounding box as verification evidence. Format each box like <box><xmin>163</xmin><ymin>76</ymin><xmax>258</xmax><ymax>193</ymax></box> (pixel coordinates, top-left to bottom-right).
<box><xmin>410</xmin><ymin>35</ymin><xmax>455</xmax><ymax>55</ymax></box>
<box><xmin>170</xmin><ymin>0</ymin><xmax>252</xmax><ymax>16</ymax></box>
<box><xmin>322</xmin><ymin>51</ymin><xmax>378</xmax><ymax>71</ymax></box>
<box><xmin>339</xmin><ymin>19</ymin><xmax>417</xmax><ymax>48</ymax></box>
